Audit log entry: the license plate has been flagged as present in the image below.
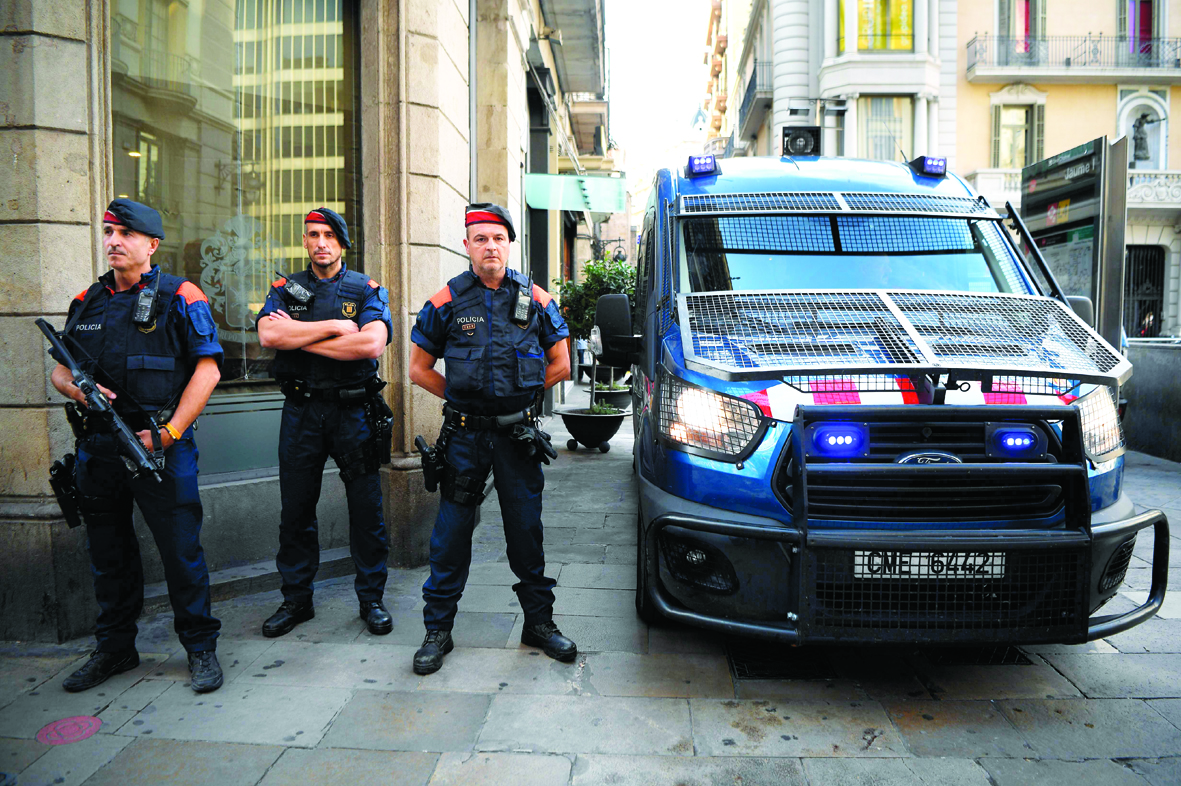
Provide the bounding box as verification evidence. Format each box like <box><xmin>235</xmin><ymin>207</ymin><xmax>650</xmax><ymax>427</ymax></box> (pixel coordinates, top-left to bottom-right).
<box><xmin>853</xmin><ymin>550</ymin><xmax>1006</xmax><ymax>579</ymax></box>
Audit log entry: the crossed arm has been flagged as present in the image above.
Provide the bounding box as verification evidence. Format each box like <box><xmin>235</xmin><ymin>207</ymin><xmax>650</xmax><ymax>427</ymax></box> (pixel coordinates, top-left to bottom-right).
<box><xmin>257</xmin><ymin>309</ymin><xmax>388</xmax><ymax>361</ymax></box>
<box><xmin>408</xmin><ymin>338</ymin><xmax>570</xmax><ymax>400</ymax></box>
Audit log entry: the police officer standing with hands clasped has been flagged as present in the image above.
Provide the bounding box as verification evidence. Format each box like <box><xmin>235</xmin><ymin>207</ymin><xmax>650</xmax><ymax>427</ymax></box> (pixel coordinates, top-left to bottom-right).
<box><xmin>49</xmin><ymin>198</ymin><xmax>225</xmax><ymax>693</ymax></box>
<box><xmin>256</xmin><ymin>207</ymin><xmax>395</xmax><ymax>638</ymax></box>
<box><xmin>409</xmin><ymin>203</ymin><xmax>576</xmax><ymax>675</ymax></box>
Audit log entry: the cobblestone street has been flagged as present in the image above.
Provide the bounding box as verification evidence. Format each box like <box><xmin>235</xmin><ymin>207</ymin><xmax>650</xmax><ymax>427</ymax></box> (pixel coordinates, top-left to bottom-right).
<box><xmin>3</xmin><ymin>390</ymin><xmax>1181</xmax><ymax>786</ymax></box>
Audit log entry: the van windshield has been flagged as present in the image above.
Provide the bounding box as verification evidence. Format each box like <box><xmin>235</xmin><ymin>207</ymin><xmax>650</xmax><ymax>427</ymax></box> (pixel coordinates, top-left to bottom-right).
<box><xmin>678</xmin><ymin>215</ymin><xmax>1032</xmax><ymax>295</ymax></box>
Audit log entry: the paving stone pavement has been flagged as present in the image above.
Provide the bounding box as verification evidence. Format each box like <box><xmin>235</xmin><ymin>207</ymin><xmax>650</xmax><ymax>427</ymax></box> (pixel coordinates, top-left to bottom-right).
<box><xmin>3</xmin><ymin>399</ymin><xmax>1181</xmax><ymax>785</ymax></box>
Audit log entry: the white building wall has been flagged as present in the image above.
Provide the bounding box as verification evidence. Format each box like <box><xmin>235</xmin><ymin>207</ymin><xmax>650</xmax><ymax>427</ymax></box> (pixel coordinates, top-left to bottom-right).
<box><xmin>771</xmin><ymin>0</ymin><xmax>810</xmax><ymax>129</ymax></box>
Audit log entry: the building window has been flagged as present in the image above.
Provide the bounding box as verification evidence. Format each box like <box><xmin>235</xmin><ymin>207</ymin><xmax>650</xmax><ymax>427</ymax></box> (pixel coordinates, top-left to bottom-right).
<box><xmin>838</xmin><ymin>0</ymin><xmax>913</xmax><ymax>54</ymax></box>
<box><xmin>1120</xmin><ymin>0</ymin><xmax>1159</xmax><ymax>57</ymax></box>
<box><xmin>110</xmin><ymin>0</ymin><xmax>362</xmax><ymax>385</ymax></box>
<box><xmin>1125</xmin><ymin>246</ymin><xmax>1165</xmax><ymax>338</ymax></box>
<box><xmin>991</xmin><ymin>105</ymin><xmax>1044</xmax><ymax>169</ymax></box>
<box><xmin>858</xmin><ymin>96</ymin><xmax>914</xmax><ymax>162</ymax></box>
<box><xmin>997</xmin><ymin>0</ymin><xmax>1045</xmax><ymax>65</ymax></box>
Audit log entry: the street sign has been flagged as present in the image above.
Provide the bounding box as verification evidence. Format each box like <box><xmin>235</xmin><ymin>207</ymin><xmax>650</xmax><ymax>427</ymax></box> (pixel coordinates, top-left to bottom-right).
<box><xmin>1020</xmin><ymin>136</ymin><xmax>1128</xmax><ymax>349</ymax></box>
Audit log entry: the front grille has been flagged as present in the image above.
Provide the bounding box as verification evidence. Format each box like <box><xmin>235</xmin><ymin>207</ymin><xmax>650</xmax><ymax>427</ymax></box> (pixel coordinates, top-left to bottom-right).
<box><xmin>802</xmin><ymin>469</ymin><xmax>1065</xmax><ymax>522</ymax></box>
<box><xmin>1099</xmin><ymin>537</ymin><xmax>1136</xmax><ymax>592</ymax></box>
<box><xmin>866</xmin><ymin>421</ymin><xmax>988</xmax><ymax>462</ymax></box>
<box><xmin>805</xmin><ymin>547</ymin><xmax>1086</xmax><ymax>641</ymax></box>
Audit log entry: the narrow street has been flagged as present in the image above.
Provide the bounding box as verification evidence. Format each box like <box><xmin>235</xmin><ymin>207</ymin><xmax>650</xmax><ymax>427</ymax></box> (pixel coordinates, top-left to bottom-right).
<box><xmin>2</xmin><ymin>381</ymin><xmax>1180</xmax><ymax>785</ymax></box>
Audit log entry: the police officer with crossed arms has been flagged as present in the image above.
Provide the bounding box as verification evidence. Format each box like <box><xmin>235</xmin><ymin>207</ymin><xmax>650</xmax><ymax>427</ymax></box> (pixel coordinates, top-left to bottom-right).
<box><xmin>50</xmin><ymin>199</ymin><xmax>225</xmax><ymax>693</ymax></box>
<box><xmin>408</xmin><ymin>203</ymin><xmax>576</xmax><ymax>674</ymax></box>
<box><xmin>256</xmin><ymin>207</ymin><xmax>395</xmax><ymax>637</ymax></box>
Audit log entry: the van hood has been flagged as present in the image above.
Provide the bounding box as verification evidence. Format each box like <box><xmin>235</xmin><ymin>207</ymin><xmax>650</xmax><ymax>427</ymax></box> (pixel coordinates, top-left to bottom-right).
<box><xmin>680</xmin><ymin>289</ymin><xmax>1129</xmax><ymax>390</ymax></box>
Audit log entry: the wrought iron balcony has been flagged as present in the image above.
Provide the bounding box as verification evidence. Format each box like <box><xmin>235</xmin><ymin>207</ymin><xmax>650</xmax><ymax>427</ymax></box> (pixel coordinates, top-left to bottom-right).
<box><xmin>737</xmin><ymin>60</ymin><xmax>773</xmax><ymax>141</ymax></box>
<box><xmin>968</xmin><ymin>34</ymin><xmax>1181</xmax><ymax>82</ymax></box>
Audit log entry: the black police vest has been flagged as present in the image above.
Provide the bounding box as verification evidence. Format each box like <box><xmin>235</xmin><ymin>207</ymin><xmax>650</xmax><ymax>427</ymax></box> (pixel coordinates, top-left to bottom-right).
<box><xmin>65</xmin><ymin>271</ymin><xmax>192</xmax><ymax>414</ymax></box>
<box><xmin>269</xmin><ymin>268</ymin><xmax>378</xmax><ymax>388</ymax></box>
<box><xmin>441</xmin><ymin>268</ymin><xmax>546</xmax><ymax>405</ymax></box>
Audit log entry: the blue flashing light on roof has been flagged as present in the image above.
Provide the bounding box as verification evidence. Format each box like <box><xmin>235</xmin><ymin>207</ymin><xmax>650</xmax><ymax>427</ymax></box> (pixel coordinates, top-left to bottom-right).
<box><xmin>687</xmin><ymin>155</ymin><xmax>718</xmax><ymax>177</ymax></box>
<box><xmin>910</xmin><ymin>155</ymin><xmax>947</xmax><ymax>178</ymax></box>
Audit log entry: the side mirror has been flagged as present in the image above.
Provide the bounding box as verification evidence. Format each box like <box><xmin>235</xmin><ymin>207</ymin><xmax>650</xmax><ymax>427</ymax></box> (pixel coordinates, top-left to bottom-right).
<box><xmin>593</xmin><ymin>293</ymin><xmax>640</xmax><ymax>367</ymax></box>
<box><xmin>1067</xmin><ymin>296</ymin><xmax>1095</xmax><ymax>327</ymax></box>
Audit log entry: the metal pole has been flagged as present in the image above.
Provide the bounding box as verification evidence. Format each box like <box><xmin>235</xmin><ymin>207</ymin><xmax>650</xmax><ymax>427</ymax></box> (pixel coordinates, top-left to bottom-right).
<box><xmin>1098</xmin><ymin>136</ymin><xmax>1129</xmax><ymax>349</ymax></box>
<box><xmin>469</xmin><ymin>0</ymin><xmax>478</xmax><ymax>203</ymax></box>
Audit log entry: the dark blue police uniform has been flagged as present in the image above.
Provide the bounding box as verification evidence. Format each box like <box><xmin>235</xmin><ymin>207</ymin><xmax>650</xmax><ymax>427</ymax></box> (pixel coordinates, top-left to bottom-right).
<box><xmin>411</xmin><ymin>267</ymin><xmax>569</xmax><ymax>630</ymax></box>
<box><xmin>256</xmin><ymin>263</ymin><xmax>394</xmax><ymax>605</ymax></box>
<box><xmin>61</xmin><ymin>265</ymin><xmax>223</xmax><ymax>654</ymax></box>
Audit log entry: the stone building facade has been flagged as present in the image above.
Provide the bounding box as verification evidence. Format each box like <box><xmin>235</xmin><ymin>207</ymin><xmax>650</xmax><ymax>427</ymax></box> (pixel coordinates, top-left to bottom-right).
<box><xmin>0</xmin><ymin>0</ymin><xmax>609</xmax><ymax>641</ymax></box>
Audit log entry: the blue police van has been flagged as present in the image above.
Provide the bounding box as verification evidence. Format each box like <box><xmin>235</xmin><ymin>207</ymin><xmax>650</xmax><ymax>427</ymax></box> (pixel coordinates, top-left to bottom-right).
<box><xmin>593</xmin><ymin>154</ymin><xmax>1169</xmax><ymax>645</ymax></box>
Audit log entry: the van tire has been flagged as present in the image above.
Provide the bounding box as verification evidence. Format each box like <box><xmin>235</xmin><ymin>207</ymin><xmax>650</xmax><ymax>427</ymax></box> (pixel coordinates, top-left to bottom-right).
<box><xmin>635</xmin><ymin>512</ymin><xmax>660</xmax><ymax>624</ymax></box>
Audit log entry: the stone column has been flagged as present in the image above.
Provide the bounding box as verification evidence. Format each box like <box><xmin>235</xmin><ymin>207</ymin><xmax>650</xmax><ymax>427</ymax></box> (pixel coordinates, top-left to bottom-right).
<box><xmin>928</xmin><ymin>96</ymin><xmax>940</xmax><ymax>156</ymax></box>
<box><xmin>476</xmin><ymin>0</ymin><xmax>527</xmax><ymax>272</ymax></box>
<box><xmin>844</xmin><ymin>0</ymin><xmax>858</xmax><ymax>57</ymax></box>
<box><xmin>844</xmin><ymin>93</ymin><xmax>859</xmax><ymax>158</ymax></box>
<box><xmin>0</xmin><ymin>0</ymin><xmax>108</xmax><ymax>641</ymax></box>
<box><xmin>362</xmin><ymin>0</ymin><xmax>472</xmax><ymax>568</ymax></box>
<box><xmin>824</xmin><ymin>0</ymin><xmax>838</xmax><ymax>60</ymax></box>
<box><xmin>914</xmin><ymin>0</ymin><xmax>928</xmax><ymax>56</ymax></box>
<box><xmin>928</xmin><ymin>0</ymin><xmax>939</xmax><ymax>55</ymax></box>
<box><xmin>914</xmin><ymin>95</ymin><xmax>928</xmax><ymax>156</ymax></box>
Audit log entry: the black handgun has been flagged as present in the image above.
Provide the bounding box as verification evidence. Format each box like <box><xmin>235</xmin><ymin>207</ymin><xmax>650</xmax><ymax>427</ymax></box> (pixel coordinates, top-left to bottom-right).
<box><xmin>49</xmin><ymin>454</ymin><xmax>83</xmax><ymax>528</ymax></box>
<box><xmin>36</xmin><ymin>318</ymin><xmax>164</xmax><ymax>482</ymax></box>
<box><xmin>414</xmin><ymin>435</ymin><xmax>440</xmax><ymax>492</ymax></box>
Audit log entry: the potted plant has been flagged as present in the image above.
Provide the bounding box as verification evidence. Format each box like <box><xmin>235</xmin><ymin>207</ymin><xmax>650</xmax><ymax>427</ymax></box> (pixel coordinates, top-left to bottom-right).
<box><xmin>554</xmin><ymin>255</ymin><xmax>636</xmax><ymax>388</ymax></box>
<box><xmin>553</xmin><ymin>256</ymin><xmax>634</xmax><ymax>452</ymax></box>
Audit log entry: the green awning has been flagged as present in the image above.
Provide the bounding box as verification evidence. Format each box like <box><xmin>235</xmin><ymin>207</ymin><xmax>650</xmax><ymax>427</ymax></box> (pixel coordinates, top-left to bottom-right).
<box><xmin>524</xmin><ymin>173</ymin><xmax>627</xmax><ymax>214</ymax></box>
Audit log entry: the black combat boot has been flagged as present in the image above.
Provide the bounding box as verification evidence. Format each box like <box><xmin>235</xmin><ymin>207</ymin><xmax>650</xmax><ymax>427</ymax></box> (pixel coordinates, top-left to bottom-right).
<box><xmin>62</xmin><ymin>649</ymin><xmax>139</xmax><ymax>692</ymax></box>
<box><xmin>359</xmin><ymin>601</ymin><xmax>393</xmax><ymax>635</ymax></box>
<box><xmin>262</xmin><ymin>600</ymin><xmax>315</xmax><ymax>638</ymax></box>
<box><xmin>413</xmin><ymin>630</ymin><xmax>454</xmax><ymax>675</ymax></box>
<box><xmin>521</xmin><ymin>621</ymin><xmax>577</xmax><ymax>662</ymax></box>
<box><xmin>188</xmin><ymin>651</ymin><xmax>224</xmax><ymax>693</ymax></box>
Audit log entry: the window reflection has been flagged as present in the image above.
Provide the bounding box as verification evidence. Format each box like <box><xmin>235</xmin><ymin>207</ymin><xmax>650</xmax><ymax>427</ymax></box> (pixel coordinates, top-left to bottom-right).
<box><xmin>110</xmin><ymin>0</ymin><xmax>360</xmax><ymax>384</ymax></box>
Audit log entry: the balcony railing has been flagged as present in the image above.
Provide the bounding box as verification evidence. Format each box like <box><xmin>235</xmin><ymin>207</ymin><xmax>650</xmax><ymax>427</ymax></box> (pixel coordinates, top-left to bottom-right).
<box><xmin>968</xmin><ymin>34</ymin><xmax>1181</xmax><ymax>71</ymax></box>
<box><xmin>723</xmin><ymin>131</ymin><xmax>735</xmax><ymax>159</ymax></box>
<box><xmin>1128</xmin><ymin>171</ymin><xmax>1181</xmax><ymax>205</ymax></box>
<box><xmin>738</xmin><ymin>60</ymin><xmax>773</xmax><ymax>134</ymax></box>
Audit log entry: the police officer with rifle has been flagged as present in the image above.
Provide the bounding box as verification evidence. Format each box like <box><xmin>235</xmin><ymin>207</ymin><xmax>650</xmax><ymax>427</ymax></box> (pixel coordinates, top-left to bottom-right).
<box><xmin>256</xmin><ymin>207</ymin><xmax>395</xmax><ymax>638</ymax></box>
<box><xmin>45</xmin><ymin>198</ymin><xmax>225</xmax><ymax>693</ymax></box>
<box><xmin>409</xmin><ymin>203</ymin><xmax>574</xmax><ymax>675</ymax></box>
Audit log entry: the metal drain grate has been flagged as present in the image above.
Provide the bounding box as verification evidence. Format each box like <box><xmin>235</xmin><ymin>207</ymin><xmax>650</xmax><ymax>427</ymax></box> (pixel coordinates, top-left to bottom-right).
<box><xmin>725</xmin><ymin>642</ymin><xmax>841</xmax><ymax>680</ymax></box>
<box><xmin>918</xmin><ymin>645</ymin><xmax>1033</xmax><ymax>666</ymax></box>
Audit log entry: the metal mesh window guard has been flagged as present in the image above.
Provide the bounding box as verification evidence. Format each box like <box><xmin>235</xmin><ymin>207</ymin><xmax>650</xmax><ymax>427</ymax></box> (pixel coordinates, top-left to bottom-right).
<box><xmin>836</xmin><ymin>216</ymin><xmax>974</xmax><ymax>253</ymax></box>
<box><xmin>975</xmin><ymin>221</ymin><xmax>1030</xmax><ymax>294</ymax></box>
<box><xmin>681</xmin><ymin>290</ymin><xmax>1129</xmax><ymax>386</ymax></box>
<box><xmin>684</xmin><ymin>216</ymin><xmax>835</xmax><ymax>253</ymax></box>
<box><xmin>682</xmin><ymin>192</ymin><xmax>841</xmax><ymax>213</ymax></box>
<box><xmin>842</xmin><ymin>192</ymin><xmax>994</xmax><ymax>216</ymax></box>
<box><xmin>679</xmin><ymin>191</ymin><xmax>998</xmax><ymax>219</ymax></box>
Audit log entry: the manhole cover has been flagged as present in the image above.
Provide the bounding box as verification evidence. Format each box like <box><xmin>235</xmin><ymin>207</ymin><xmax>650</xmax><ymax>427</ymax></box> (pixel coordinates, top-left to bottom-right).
<box><xmin>919</xmin><ymin>645</ymin><xmax>1033</xmax><ymax>666</ymax></box>
<box><xmin>36</xmin><ymin>716</ymin><xmax>102</xmax><ymax>745</ymax></box>
<box><xmin>725</xmin><ymin>641</ymin><xmax>841</xmax><ymax>681</ymax></box>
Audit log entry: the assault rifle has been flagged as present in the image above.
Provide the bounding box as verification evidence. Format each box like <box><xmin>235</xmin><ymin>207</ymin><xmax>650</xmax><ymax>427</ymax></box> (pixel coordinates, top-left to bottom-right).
<box><xmin>36</xmin><ymin>318</ymin><xmax>164</xmax><ymax>483</ymax></box>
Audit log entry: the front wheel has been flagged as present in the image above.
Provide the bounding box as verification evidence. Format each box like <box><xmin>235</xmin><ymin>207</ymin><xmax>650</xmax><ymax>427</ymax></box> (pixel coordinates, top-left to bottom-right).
<box><xmin>635</xmin><ymin>512</ymin><xmax>660</xmax><ymax>624</ymax></box>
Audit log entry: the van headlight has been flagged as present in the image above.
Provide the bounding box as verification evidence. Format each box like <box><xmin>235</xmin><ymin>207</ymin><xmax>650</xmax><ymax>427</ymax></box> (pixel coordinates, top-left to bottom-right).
<box><xmin>1077</xmin><ymin>386</ymin><xmax>1125</xmax><ymax>461</ymax></box>
<box><xmin>656</xmin><ymin>371</ymin><xmax>765</xmax><ymax>460</ymax></box>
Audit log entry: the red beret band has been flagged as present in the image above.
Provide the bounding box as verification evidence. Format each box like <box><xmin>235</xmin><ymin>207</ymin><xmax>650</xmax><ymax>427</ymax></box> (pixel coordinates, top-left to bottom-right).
<box><xmin>103</xmin><ymin>211</ymin><xmax>122</xmax><ymax>225</ymax></box>
<box><xmin>465</xmin><ymin>211</ymin><xmax>506</xmax><ymax>227</ymax></box>
<box><xmin>305</xmin><ymin>210</ymin><xmax>327</xmax><ymax>223</ymax></box>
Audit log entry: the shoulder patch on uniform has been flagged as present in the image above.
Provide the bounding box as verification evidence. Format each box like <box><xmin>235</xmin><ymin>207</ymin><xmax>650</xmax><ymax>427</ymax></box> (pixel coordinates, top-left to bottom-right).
<box><xmin>368</xmin><ymin>279</ymin><xmax>379</xmax><ymax>288</ymax></box>
<box><xmin>177</xmin><ymin>281</ymin><xmax>209</xmax><ymax>305</ymax></box>
<box><xmin>429</xmin><ymin>286</ymin><xmax>452</xmax><ymax>308</ymax></box>
<box><xmin>73</xmin><ymin>289</ymin><xmax>88</xmax><ymax>302</ymax></box>
<box><xmin>272</xmin><ymin>277</ymin><xmax>286</xmax><ymax>288</ymax></box>
<box><xmin>532</xmin><ymin>284</ymin><xmax>554</xmax><ymax>308</ymax></box>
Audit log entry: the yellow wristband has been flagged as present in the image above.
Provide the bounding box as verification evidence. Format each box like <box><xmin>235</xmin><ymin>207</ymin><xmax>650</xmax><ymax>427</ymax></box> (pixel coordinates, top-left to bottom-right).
<box><xmin>162</xmin><ymin>422</ymin><xmax>182</xmax><ymax>441</ymax></box>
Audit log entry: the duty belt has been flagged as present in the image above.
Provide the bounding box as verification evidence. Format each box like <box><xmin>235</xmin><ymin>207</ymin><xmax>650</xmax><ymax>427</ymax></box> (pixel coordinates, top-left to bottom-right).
<box><xmin>280</xmin><ymin>378</ymin><xmax>379</xmax><ymax>403</ymax></box>
<box><xmin>443</xmin><ymin>403</ymin><xmax>539</xmax><ymax>431</ymax></box>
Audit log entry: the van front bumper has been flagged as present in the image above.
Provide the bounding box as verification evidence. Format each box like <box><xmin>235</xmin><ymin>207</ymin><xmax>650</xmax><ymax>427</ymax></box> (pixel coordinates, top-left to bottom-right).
<box><xmin>640</xmin><ymin>476</ymin><xmax>1169</xmax><ymax>645</ymax></box>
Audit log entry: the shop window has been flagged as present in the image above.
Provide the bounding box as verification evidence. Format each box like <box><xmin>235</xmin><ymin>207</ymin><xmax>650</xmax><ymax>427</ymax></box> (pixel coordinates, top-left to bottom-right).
<box><xmin>991</xmin><ymin>104</ymin><xmax>1044</xmax><ymax>169</ymax></box>
<box><xmin>110</xmin><ymin>0</ymin><xmax>362</xmax><ymax>386</ymax></box>
<box><xmin>858</xmin><ymin>96</ymin><xmax>914</xmax><ymax>162</ymax></box>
